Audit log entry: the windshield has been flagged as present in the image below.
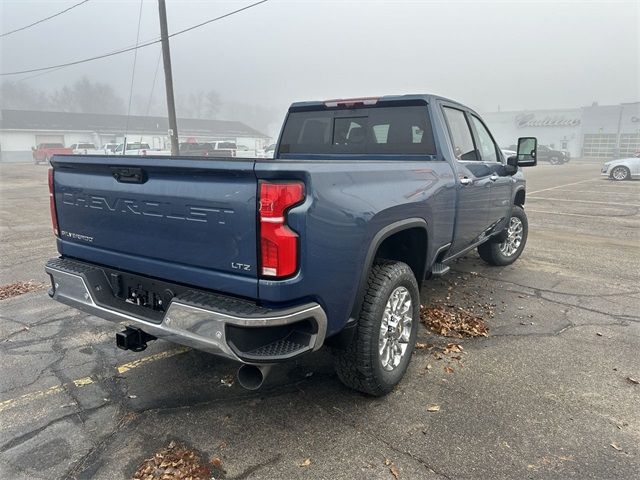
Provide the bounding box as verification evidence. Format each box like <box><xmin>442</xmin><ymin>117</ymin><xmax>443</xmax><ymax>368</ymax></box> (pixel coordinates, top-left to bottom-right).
<box><xmin>42</xmin><ymin>143</ymin><xmax>64</xmax><ymax>148</ymax></box>
<box><xmin>216</xmin><ymin>142</ymin><xmax>236</xmax><ymax>149</ymax></box>
<box><xmin>279</xmin><ymin>104</ymin><xmax>436</xmax><ymax>156</ymax></box>
<box><xmin>77</xmin><ymin>143</ymin><xmax>95</xmax><ymax>149</ymax></box>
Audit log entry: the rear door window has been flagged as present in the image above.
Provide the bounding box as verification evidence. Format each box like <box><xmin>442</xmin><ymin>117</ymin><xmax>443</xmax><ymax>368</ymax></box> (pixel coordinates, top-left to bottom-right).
<box><xmin>279</xmin><ymin>105</ymin><xmax>436</xmax><ymax>156</ymax></box>
<box><xmin>443</xmin><ymin>107</ymin><xmax>477</xmax><ymax>161</ymax></box>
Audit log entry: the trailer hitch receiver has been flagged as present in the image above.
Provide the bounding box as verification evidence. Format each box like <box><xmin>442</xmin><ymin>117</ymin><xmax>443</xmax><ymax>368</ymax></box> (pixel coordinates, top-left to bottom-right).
<box><xmin>116</xmin><ymin>326</ymin><xmax>156</xmax><ymax>352</ymax></box>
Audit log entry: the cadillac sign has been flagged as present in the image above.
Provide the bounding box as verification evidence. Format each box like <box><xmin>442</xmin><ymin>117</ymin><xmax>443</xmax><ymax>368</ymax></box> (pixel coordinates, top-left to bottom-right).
<box><xmin>516</xmin><ymin>113</ymin><xmax>581</xmax><ymax>128</ymax></box>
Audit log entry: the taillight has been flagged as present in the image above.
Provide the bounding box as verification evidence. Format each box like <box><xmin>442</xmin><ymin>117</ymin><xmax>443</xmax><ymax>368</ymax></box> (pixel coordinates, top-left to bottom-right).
<box><xmin>48</xmin><ymin>168</ymin><xmax>59</xmax><ymax>237</ymax></box>
<box><xmin>258</xmin><ymin>181</ymin><xmax>304</xmax><ymax>278</ymax></box>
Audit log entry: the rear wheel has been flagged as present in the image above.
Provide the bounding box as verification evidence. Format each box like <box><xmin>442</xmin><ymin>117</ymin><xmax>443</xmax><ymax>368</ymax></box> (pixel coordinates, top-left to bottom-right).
<box><xmin>334</xmin><ymin>260</ymin><xmax>419</xmax><ymax>396</ymax></box>
<box><xmin>611</xmin><ymin>166</ymin><xmax>630</xmax><ymax>181</ymax></box>
<box><xmin>478</xmin><ymin>205</ymin><xmax>528</xmax><ymax>266</ymax></box>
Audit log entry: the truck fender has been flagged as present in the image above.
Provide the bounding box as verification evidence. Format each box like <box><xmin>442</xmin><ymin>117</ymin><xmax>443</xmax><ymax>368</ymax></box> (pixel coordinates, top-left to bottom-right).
<box><xmin>348</xmin><ymin>217</ymin><xmax>429</xmax><ymax>324</ymax></box>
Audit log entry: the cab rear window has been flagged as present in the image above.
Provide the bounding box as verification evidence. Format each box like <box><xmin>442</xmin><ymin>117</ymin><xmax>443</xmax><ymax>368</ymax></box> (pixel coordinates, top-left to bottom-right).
<box><xmin>279</xmin><ymin>105</ymin><xmax>436</xmax><ymax>156</ymax></box>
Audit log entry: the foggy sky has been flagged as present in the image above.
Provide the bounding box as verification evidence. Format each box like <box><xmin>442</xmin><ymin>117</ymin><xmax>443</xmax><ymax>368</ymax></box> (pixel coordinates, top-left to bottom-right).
<box><xmin>1</xmin><ymin>0</ymin><xmax>639</xmax><ymax>121</ymax></box>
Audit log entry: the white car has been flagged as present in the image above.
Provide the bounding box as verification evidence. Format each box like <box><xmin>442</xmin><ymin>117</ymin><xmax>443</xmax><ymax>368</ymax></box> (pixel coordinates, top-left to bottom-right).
<box><xmin>103</xmin><ymin>143</ymin><xmax>119</xmax><ymax>154</ymax></box>
<box><xmin>601</xmin><ymin>156</ymin><xmax>640</xmax><ymax>181</ymax></box>
<box><xmin>501</xmin><ymin>149</ymin><xmax>517</xmax><ymax>160</ymax></box>
<box><xmin>70</xmin><ymin>143</ymin><xmax>101</xmax><ymax>155</ymax></box>
<box><xmin>112</xmin><ymin>142</ymin><xmax>171</xmax><ymax>156</ymax></box>
<box><xmin>257</xmin><ymin>143</ymin><xmax>276</xmax><ymax>159</ymax></box>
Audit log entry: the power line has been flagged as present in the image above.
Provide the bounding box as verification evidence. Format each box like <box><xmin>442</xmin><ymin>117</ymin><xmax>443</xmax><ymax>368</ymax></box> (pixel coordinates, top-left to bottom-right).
<box><xmin>0</xmin><ymin>0</ymin><xmax>91</xmax><ymax>38</ymax></box>
<box><xmin>124</xmin><ymin>0</ymin><xmax>145</xmax><ymax>139</ymax></box>
<box><xmin>0</xmin><ymin>0</ymin><xmax>269</xmax><ymax>77</ymax></box>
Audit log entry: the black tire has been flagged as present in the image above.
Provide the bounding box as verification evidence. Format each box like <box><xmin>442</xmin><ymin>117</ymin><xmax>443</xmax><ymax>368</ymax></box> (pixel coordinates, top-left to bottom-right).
<box><xmin>478</xmin><ymin>205</ymin><xmax>528</xmax><ymax>266</ymax></box>
<box><xmin>550</xmin><ymin>156</ymin><xmax>560</xmax><ymax>165</ymax></box>
<box><xmin>334</xmin><ymin>260</ymin><xmax>419</xmax><ymax>396</ymax></box>
<box><xmin>610</xmin><ymin>166</ymin><xmax>630</xmax><ymax>181</ymax></box>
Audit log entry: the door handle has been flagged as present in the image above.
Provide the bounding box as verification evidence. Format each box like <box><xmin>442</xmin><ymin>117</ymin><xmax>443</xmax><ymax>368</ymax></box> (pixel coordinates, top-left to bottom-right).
<box><xmin>459</xmin><ymin>177</ymin><xmax>473</xmax><ymax>185</ymax></box>
<box><xmin>489</xmin><ymin>174</ymin><xmax>499</xmax><ymax>181</ymax></box>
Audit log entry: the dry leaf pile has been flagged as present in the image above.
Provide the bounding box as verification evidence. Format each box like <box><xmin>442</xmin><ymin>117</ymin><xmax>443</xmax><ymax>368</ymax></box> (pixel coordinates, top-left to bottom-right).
<box><xmin>420</xmin><ymin>304</ymin><xmax>489</xmax><ymax>338</ymax></box>
<box><xmin>132</xmin><ymin>441</ymin><xmax>212</xmax><ymax>480</ymax></box>
<box><xmin>0</xmin><ymin>281</ymin><xmax>46</xmax><ymax>300</ymax></box>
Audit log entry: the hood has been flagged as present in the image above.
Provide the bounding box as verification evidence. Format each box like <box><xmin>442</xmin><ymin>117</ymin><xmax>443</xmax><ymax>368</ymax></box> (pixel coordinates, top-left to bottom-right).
<box><xmin>603</xmin><ymin>157</ymin><xmax>636</xmax><ymax>167</ymax></box>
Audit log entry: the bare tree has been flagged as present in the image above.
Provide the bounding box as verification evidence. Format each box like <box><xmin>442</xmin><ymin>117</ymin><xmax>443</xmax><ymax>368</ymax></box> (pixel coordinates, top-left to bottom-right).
<box><xmin>0</xmin><ymin>81</ymin><xmax>52</xmax><ymax>110</ymax></box>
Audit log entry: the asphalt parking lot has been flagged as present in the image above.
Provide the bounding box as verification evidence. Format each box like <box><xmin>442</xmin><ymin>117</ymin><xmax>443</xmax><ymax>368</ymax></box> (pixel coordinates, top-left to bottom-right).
<box><xmin>1</xmin><ymin>161</ymin><xmax>638</xmax><ymax>479</ymax></box>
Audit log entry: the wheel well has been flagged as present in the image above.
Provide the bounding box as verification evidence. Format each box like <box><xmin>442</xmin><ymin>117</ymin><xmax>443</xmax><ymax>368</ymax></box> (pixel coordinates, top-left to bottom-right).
<box><xmin>373</xmin><ymin>227</ymin><xmax>427</xmax><ymax>285</ymax></box>
<box><xmin>514</xmin><ymin>189</ymin><xmax>525</xmax><ymax>206</ymax></box>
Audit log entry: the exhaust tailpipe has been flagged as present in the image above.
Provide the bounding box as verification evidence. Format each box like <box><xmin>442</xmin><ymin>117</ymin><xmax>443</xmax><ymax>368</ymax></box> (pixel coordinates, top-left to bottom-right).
<box><xmin>237</xmin><ymin>364</ymin><xmax>272</xmax><ymax>390</ymax></box>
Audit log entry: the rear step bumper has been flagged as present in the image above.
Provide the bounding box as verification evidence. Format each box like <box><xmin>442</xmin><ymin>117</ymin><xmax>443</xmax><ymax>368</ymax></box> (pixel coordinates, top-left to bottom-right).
<box><xmin>45</xmin><ymin>257</ymin><xmax>327</xmax><ymax>363</ymax></box>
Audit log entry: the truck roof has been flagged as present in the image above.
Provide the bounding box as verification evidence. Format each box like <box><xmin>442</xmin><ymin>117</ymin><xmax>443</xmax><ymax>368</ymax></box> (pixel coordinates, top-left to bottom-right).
<box><xmin>289</xmin><ymin>94</ymin><xmax>474</xmax><ymax>113</ymax></box>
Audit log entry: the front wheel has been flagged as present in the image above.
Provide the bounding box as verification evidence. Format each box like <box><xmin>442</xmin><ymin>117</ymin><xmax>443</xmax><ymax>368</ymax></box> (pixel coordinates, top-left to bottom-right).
<box><xmin>334</xmin><ymin>260</ymin><xmax>419</xmax><ymax>396</ymax></box>
<box><xmin>611</xmin><ymin>166</ymin><xmax>630</xmax><ymax>181</ymax></box>
<box><xmin>478</xmin><ymin>205</ymin><xmax>528</xmax><ymax>266</ymax></box>
<box><xmin>550</xmin><ymin>156</ymin><xmax>561</xmax><ymax>165</ymax></box>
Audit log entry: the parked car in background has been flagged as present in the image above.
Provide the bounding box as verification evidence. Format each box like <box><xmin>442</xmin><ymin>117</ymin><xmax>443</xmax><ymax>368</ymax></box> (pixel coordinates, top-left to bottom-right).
<box><xmin>112</xmin><ymin>142</ymin><xmax>171</xmax><ymax>156</ymax></box>
<box><xmin>501</xmin><ymin>148</ymin><xmax>517</xmax><ymax>160</ymax></box>
<box><xmin>70</xmin><ymin>143</ymin><xmax>100</xmax><ymax>155</ymax></box>
<box><xmin>508</xmin><ymin>144</ymin><xmax>568</xmax><ymax>164</ymax></box>
<box><xmin>179</xmin><ymin>142</ymin><xmax>215</xmax><ymax>156</ymax></box>
<box><xmin>601</xmin><ymin>156</ymin><xmax>640</xmax><ymax>181</ymax></box>
<box><xmin>236</xmin><ymin>145</ymin><xmax>253</xmax><ymax>156</ymax></box>
<box><xmin>103</xmin><ymin>143</ymin><xmax>119</xmax><ymax>154</ymax></box>
<box><xmin>257</xmin><ymin>143</ymin><xmax>276</xmax><ymax>158</ymax></box>
<box><xmin>211</xmin><ymin>140</ymin><xmax>237</xmax><ymax>157</ymax></box>
<box><xmin>32</xmin><ymin>143</ymin><xmax>73</xmax><ymax>164</ymax></box>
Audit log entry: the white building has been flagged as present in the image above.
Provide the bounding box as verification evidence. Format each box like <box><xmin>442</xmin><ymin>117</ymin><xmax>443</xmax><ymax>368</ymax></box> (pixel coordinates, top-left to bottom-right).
<box><xmin>0</xmin><ymin>109</ymin><xmax>270</xmax><ymax>162</ymax></box>
<box><xmin>483</xmin><ymin>102</ymin><xmax>640</xmax><ymax>159</ymax></box>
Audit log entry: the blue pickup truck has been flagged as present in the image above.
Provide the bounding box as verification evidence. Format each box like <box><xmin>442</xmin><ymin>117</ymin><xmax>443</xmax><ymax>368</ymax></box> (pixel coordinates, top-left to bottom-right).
<box><xmin>45</xmin><ymin>94</ymin><xmax>537</xmax><ymax>396</ymax></box>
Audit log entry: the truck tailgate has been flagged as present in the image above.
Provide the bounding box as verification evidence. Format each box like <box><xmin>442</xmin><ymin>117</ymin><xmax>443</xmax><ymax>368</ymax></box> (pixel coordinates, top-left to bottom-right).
<box><xmin>52</xmin><ymin>156</ymin><xmax>258</xmax><ymax>298</ymax></box>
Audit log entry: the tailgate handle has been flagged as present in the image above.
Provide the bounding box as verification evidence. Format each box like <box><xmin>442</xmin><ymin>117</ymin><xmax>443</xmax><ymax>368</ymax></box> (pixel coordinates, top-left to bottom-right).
<box><xmin>111</xmin><ymin>167</ymin><xmax>146</xmax><ymax>184</ymax></box>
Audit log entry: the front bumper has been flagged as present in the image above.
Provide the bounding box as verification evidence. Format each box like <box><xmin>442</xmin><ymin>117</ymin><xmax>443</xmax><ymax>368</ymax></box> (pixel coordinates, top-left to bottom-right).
<box><xmin>45</xmin><ymin>257</ymin><xmax>327</xmax><ymax>363</ymax></box>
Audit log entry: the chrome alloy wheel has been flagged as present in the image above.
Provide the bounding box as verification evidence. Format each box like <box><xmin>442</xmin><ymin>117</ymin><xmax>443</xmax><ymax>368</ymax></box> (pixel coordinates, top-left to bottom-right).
<box><xmin>378</xmin><ymin>286</ymin><xmax>413</xmax><ymax>371</ymax></box>
<box><xmin>498</xmin><ymin>216</ymin><xmax>524</xmax><ymax>257</ymax></box>
<box><xmin>612</xmin><ymin>166</ymin><xmax>629</xmax><ymax>181</ymax></box>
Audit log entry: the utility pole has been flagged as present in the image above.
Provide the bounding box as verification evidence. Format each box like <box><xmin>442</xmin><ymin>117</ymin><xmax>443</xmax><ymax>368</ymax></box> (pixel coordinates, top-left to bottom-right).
<box><xmin>158</xmin><ymin>0</ymin><xmax>179</xmax><ymax>155</ymax></box>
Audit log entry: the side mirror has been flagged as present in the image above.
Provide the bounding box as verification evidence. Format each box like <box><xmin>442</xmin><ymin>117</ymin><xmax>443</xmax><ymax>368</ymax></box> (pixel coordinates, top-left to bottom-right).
<box><xmin>517</xmin><ymin>137</ymin><xmax>537</xmax><ymax>167</ymax></box>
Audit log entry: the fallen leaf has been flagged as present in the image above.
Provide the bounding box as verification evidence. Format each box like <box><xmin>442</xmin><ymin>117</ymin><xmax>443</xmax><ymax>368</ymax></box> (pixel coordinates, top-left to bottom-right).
<box><xmin>132</xmin><ymin>442</ymin><xmax>211</xmax><ymax>480</ymax></box>
<box><xmin>596</xmin><ymin>332</ymin><xmax>603</xmax><ymax>337</ymax></box>
<box><xmin>390</xmin><ymin>462</ymin><xmax>400</xmax><ymax>479</ymax></box>
<box><xmin>128</xmin><ymin>394</ymin><xmax>137</xmax><ymax>399</ymax></box>
<box><xmin>221</xmin><ymin>374</ymin><xmax>235</xmax><ymax>387</ymax></box>
<box><xmin>420</xmin><ymin>304</ymin><xmax>489</xmax><ymax>338</ymax></box>
<box><xmin>610</xmin><ymin>443</ymin><xmax>623</xmax><ymax>451</ymax></box>
<box><xmin>299</xmin><ymin>458</ymin><xmax>312</xmax><ymax>467</ymax></box>
<box><xmin>625</xmin><ymin>377</ymin><xmax>639</xmax><ymax>385</ymax></box>
<box><xmin>415</xmin><ymin>342</ymin><xmax>430</xmax><ymax>350</ymax></box>
<box><xmin>0</xmin><ymin>281</ymin><xmax>46</xmax><ymax>300</ymax></box>
<box><xmin>384</xmin><ymin>458</ymin><xmax>392</xmax><ymax>466</ymax></box>
<box><xmin>211</xmin><ymin>456</ymin><xmax>223</xmax><ymax>469</ymax></box>
<box><xmin>426</xmin><ymin>404</ymin><xmax>441</xmax><ymax>412</ymax></box>
<box><xmin>444</xmin><ymin>366</ymin><xmax>454</xmax><ymax>374</ymax></box>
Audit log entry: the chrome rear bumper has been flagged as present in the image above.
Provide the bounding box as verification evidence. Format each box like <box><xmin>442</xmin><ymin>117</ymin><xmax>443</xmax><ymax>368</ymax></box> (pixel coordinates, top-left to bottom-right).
<box><xmin>45</xmin><ymin>258</ymin><xmax>327</xmax><ymax>363</ymax></box>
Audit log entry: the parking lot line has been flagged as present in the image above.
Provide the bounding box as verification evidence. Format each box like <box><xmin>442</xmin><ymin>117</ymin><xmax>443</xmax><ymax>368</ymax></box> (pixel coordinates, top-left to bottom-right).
<box><xmin>528</xmin><ymin>196</ymin><xmax>640</xmax><ymax>207</ymax></box>
<box><xmin>527</xmin><ymin>209</ymin><xmax>618</xmax><ymax>219</ymax></box>
<box><xmin>0</xmin><ymin>347</ymin><xmax>190</xmax><ymax>414</ymax></box>
<box><xmin>528</xmin><ymin>179</ymin><xmax>599</xmax><ymax>195</ymax></box>
<box><xmin>117</xmin><ymin>346</ymin><xmax>190</xmax><ymax>374</ymax></box>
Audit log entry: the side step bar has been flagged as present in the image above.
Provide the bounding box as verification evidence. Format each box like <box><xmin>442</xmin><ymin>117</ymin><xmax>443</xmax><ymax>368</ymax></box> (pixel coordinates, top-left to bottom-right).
<box><xmin>431</xmin><ymin>262</ymin><xmax>451</xmax><ymax>276</ymax></box>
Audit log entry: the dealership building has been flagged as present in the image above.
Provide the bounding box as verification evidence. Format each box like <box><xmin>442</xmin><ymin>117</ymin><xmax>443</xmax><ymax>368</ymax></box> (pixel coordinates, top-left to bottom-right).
<box><xmin>0</xmin><ymin>109</ymin><xmax>269</xmax><ymax>162</ymax></box>
<box><xmin>482</xmin><ymin>101</ymin><xmax>640</xmax><ymax>159</ymax></box>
